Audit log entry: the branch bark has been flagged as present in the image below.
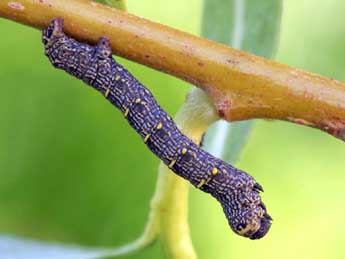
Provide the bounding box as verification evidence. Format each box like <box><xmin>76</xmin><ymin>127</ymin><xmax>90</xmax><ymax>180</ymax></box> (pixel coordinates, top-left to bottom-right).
<box><xmin>1</xmin><ymin>0</ymin><xmax>345</xmax><ymax>140</ymax></box>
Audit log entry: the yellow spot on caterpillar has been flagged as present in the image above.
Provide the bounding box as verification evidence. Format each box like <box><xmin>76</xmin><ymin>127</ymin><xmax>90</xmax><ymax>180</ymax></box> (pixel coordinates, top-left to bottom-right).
<box><xmin>212</xmin><ymin>168</ymin><xmax>218</xmax><ymax>175</ymax></box>
<box><xmin>156</xmin><ymin>122</ymin><xmax>163</xmax><ymax>129</ymax></box>
<box><xmin>168</xmin><ymin>160</ymin><xmax>176</xmax><ymax>168</ymax></box>
<box><xmin>105</xmin><ymin>89</ymin><xmax>110</xmax><ymax>97</ymax></box>
<box><xmin>135</xmin><ymin>98</ymin><xmax>141</xmax><ymax>103</ymax></box>
<box><xmin>124</xmin><ymin>108</ymin><xmax>129</xmax><ymax>117</ymax></box>
<box><xmin>259</xmin><ymin>210</ymin><xmax>265</xmax><ymax>218</ymax></box>
<box><xmin>181</xmin><ymin>148</ymin><xmax>187</xmax><ymax>154</ymax></box>
<box><xmin>197</xmin><ymin>179</ymin><xmax>206</xmax><ymax>188</ymax></box>
<box><xmin>115</xmin><ymin>75</ymin><xmax>121</xmax><ymax>81</ymax></box>
<box><xmin>144</xmin><ymin>134</ymin><xmax>151</xmax><ymax>143</ymax></box>
<box><xmin>141</xmin><ymin>101</ymin><xmax>148</xmax><ymax>109</ymax></box>
<box><xmin>238</xmin><ymin>222</ymin><xmax>253</xmax><ymax>235</ymax></box>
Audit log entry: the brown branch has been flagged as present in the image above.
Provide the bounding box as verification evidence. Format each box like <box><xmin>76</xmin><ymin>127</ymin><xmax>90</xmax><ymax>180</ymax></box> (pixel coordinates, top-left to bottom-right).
<box><xmin>1</xmin><ymin>0</ymin><xmax>345</xmax><ymax>140</ymax></box>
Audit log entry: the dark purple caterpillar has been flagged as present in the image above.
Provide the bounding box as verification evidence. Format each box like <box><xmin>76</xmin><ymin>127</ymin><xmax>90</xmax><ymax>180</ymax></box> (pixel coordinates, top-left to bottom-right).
<box><xmin>42</xmin><ymin>18</ymin><xmax>272</xmax><ymax>239</ymax></box>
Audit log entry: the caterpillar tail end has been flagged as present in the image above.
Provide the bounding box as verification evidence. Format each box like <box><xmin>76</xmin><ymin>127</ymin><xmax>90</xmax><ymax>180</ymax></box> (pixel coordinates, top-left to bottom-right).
<box><xmin>95</xmin><ymin>36</ymin><xmax>113</xmax><ymax>59</ymax></box>
<box><xmin>42</xmin><ymin>18</ymin><xmax>64</xmax><ymax>45</ymax></box>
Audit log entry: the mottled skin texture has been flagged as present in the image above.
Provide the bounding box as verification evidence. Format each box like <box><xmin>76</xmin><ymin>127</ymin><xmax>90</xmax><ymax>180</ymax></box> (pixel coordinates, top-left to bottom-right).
<box><xmin>42</xmin><ymin>18</ymin><xmax>272</xmax><ymax>239</ymax></box>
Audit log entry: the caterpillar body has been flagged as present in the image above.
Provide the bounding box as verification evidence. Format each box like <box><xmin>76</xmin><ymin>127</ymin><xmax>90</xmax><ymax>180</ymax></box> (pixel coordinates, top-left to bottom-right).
<box><xmin>43</xmin><ymin>18</ymin><xmax>271</xmax><ymax>239</ymax></box>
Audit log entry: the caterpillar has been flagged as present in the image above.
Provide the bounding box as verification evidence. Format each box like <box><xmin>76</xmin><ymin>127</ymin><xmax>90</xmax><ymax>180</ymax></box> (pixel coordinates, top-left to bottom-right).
<box><xmin>42</xmin><ymin>18</ymin><xmax>272</xmax><ymax>239</ymax></box>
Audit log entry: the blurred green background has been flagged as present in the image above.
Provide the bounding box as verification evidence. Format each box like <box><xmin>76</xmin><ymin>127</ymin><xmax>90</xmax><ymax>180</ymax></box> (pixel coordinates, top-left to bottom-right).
<box><xmin>1</xmin><ymin>0</ymin><xmax>345</xmax><ymax>258</ymax></box>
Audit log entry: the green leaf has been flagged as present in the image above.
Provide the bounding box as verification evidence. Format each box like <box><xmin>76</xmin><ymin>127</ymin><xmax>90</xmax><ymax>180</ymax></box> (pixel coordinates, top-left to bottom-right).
<box><xmin>201</xmin><ymin>0</ymin><xmax>283</xmax><ymax>164</ymax></box>
<box><xmin>93</xmin><ymin>0</ymin><xmax>127</xmax><ymax>10</ymax></box>
<box><xmin>0</xmin><ymin>236</ymin><xmax>107</xmax><ymax>259</ymax></box>
<box><xmin>0</xmin><ymin>235</ymin><xmax>159</xmax><ymax>259</ymax></box>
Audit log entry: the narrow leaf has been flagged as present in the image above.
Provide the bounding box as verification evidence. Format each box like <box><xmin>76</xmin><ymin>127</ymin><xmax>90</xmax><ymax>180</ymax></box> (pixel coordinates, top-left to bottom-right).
<box><xmin>93</xmin><ymin>0</ymin><xmax>127</xmax><ymax>10</ymax></box>
<box><xmin>0</xmin><ymin>236</ymin><xmax>108</xmax><ymax>259</ymax></box>
<box><xmin>202</xmin><ymin>0</ymin><xmax>283</xmax><ymax>164</ymax></box>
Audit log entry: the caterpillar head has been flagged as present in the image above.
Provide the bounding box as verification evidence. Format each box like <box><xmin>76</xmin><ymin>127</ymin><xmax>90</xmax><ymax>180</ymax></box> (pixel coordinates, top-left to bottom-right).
<box><xmin>229</xmin><ymin>205</ymin><xmax>272</xmax><ymax>239</ymax></box>
<box><xmin>224</xmin><ymin>181</ymin><xmax>272</xmax><ymax>239</ymax></box>
<box><xmin>209</xmin><ymin>168</ymin><xmax>272</xmax><ymax>239</ymax></box>
<box><xmin>42</xmin><ymin>18</ymin><xmax>64</xmax><ymax>46</ymax></box>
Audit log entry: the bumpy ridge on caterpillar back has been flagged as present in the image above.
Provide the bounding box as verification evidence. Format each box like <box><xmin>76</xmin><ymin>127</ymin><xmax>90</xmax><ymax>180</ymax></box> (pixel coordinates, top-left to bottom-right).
<box><xmin>42</xmin><ymin>18</ymin><xmax>272</xmax><ymax>239</ymax></box>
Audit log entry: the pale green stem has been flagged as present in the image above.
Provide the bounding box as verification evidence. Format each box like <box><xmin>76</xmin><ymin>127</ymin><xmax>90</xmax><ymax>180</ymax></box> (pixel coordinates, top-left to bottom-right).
<box><xmin>158</xmin><ymin>88</ymin><xmax>218</xmax><ymax>259</ymax></box>
<box><xmin>93</xmin><ymin>211</ymin><xmax>159</xmax><ymax>258</ymax></box>
<box><xmin>92</xmin><ymin>3</ymin><xmax>217</xmax><ymax>257</ymax></box>
<box><xmin>99</xmin><ymin>88</ymin><xmax>218</xmax><ymax>259</ymax></box>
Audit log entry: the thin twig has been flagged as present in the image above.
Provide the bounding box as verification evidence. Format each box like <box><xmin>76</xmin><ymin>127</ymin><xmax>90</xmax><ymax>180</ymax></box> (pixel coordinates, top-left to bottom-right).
<box><xmin>1</xmin><ymin>0</ymin><xmax>345</xmax><ymax>141</ymax></box>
